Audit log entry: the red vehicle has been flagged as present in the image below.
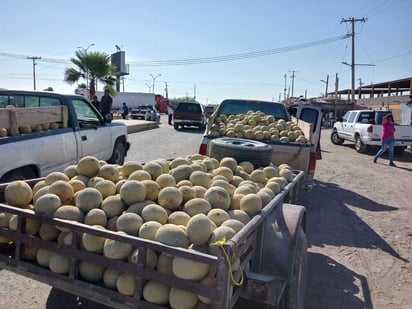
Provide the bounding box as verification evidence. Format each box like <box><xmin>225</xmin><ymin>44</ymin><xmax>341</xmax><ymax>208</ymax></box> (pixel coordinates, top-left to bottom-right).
<box><xmin>155</xmin><ymin>94</ymin><xmax>169</xmax><ymax>114</ymax></box>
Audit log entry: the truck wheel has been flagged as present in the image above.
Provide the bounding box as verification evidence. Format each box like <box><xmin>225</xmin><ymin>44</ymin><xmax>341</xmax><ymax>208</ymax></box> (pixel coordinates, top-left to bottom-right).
<box><xmin>355</xmin><ymin>136</ymin><xmax>367</xmax><ymax>153</ymax></box>
<box><xmin>108</xmin><ymin>140</ymin><xmax>126</xmax><ymax>165</ymax></box>
<box><xmin>209</xmin><ymin>137</ymin><xmax>273</xmax><ymax>168</ymax></box>
<box><xmin>279</xmin><ymin>227</ymin><xmax>307</xmax><ymax>309</ymax></box>
<box><xmin>330</xmin><ymin>131</ymin><xmax>344</xmax><ymax>145</ymax></box>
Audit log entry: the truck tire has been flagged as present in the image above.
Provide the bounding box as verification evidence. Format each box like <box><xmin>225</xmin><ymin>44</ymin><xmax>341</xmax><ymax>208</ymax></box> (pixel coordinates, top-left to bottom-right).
<box><xmin>108</xmin><ymin>140</ymin><xmax>126</xmax><ymax>165</ymax></box>
<box><xmin>355</xmin><ymin>136</ymin><xmax>368</xmax><ymax>153</ymax></box>
<box><xmin>209</xmin><ymin>137</ymin><xmax>273</xmax><ymax>168</ymax></box>
<box><xmin>279</xmin><ymin>227</ymin><xmax>307</xmax><ymax>309</ymax></box>
<box><xmin>330</xmin><ymin>131</ymin><xmax>344</xmax><ymax>145</ymax></box>
<box><xmin>394</xmin><ymin>146</ymin><xmax>405</xmax><ymax>155</ymax></box>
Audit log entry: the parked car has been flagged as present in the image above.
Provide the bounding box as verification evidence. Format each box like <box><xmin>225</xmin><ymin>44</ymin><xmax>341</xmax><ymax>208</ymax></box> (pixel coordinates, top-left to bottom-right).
<box><xmin>130</xmin><ymin>105</ymin><xmax>160</xmax><ymax>122</ymax></box>
<box><xmin>173</xmin><ymin>102</ymin><xmax>206</xmax><ymax>130</ymax></box>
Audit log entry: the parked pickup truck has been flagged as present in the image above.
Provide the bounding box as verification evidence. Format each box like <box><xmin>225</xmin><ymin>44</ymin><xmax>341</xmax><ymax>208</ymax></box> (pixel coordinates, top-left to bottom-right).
<box><xmin>330</xmin><ymin>109</ymin><xmax>412</xmax><ymax>153</ymax></box>
<box><xmin>0</xmin><ymin>90</ymin><xmax>130</xmax><ymax>182</ymax></box>
<box><xmin>0</xmin><ymin>155</ymin><xmax>307</xmax><ymax>308</ymax></box>
<box><xmin>199</xmin><ymin>99</ymin><xmax>323</xmax><ymax>191</ymax></box>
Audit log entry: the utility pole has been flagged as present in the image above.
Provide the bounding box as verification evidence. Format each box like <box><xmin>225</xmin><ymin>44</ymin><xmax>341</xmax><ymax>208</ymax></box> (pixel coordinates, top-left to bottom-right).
<box><xmin>27</xmin><ymin>56</ymin><xmax>41</xmax><ymax>90</ymax></box>
<box><xmin>334</xmin><ymin>73</ymin><xmax>339</xmax><ymax>104</ymax></box>
<box><xmin>341</xmin><ymin>17</ymin><xmax>367</xmax><ymax>103</ymax></box>
<box><xmin>289</xmin><ymin>70</ymin><xmax>297</xmax><ymax>98</ymax></box>
<box><xmin>321</xmin><ymin>74</ymin><xmax>329</xmax><ymax>97</ymax></box>
<box><xmin>165</xmin><ymin>82</ymin><xmax>169</xmax><ymax>99</ymax></box>
<box><xmin>358</xmin><ymin>78</ymin><xmax>364</xmax><ymax>99</ymax></box>
<box><xmin>193</xmin><ymin>84</ymin><xmax>196</xmax><ymax>100</ymax></box>
<box><xmin>150</xmin><ymin>74</ymin><xmax>161</xmax><ymax>94</ymax></box>
<box><xmin>283</xmin><ymin>74</ymin><xmax>287</xmax><ymax>100</ymax></box>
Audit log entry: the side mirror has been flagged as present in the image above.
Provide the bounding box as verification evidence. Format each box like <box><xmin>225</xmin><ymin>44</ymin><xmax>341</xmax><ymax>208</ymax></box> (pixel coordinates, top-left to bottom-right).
<box><xmin>337</xmin><ymin>117</ymin><xmax>343</xmax><ymax>122</ymax></box>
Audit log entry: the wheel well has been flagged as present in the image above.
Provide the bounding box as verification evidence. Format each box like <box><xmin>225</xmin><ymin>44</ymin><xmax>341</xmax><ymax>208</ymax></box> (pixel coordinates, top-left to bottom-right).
<box><xmin>0</xmin><ymin>165</ymin><xmax>39</xmax><ymax>183</ymax></box>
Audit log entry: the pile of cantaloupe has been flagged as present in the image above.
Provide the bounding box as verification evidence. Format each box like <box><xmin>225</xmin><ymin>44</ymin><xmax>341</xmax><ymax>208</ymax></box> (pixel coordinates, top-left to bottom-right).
<box><xmin>208</xmin><ymin>110</ymin><xmax>308</xmax><ymax>143</ymax></box>
<box><xmin>0</xmin><ymin>155</ymin><xmax>296</xmax><ymax>308</ymax></box>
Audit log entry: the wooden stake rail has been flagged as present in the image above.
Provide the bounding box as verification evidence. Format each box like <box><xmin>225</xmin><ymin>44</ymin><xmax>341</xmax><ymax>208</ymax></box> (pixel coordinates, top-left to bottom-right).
<box><xmin>0</xmin><ymin>106</ymin><xmax>68</xmax><ymax>136</ymax></box>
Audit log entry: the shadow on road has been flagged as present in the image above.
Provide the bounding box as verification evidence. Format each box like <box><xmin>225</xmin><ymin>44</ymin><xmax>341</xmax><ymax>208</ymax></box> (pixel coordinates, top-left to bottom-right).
<box><xmin>47</xmin><ymin>288</ymin><xmax>112</xmax><ymax>309</ymax></box>
<box><xmin>303</xmin><ymin>179</ymin><xmax>408</xmax><ymax>262</ymax></box>
<box><xmin>305</xmin><ymin>252</ymin><xmax>373</xmax><ymax>309</ymax></box>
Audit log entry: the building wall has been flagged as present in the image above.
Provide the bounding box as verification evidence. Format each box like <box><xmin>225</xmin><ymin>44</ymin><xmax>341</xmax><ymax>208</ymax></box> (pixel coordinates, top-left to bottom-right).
<box><xmin>357</xmin><ymin>95</ymin><xmax>410</xmax><ymax>122</ymax></box>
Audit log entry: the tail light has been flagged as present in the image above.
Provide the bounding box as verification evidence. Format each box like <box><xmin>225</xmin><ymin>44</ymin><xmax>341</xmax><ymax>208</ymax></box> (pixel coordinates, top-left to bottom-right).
<box><xmin>309</xmin><ymin>151</ymin><xmax>317</xmax><ymax>172</ymax></box>
<box><xmin>199</xmin><ymin>143</ymin><xmax>207</xmax><ymax>155</ymax></box>
<box><xmin>367</xmin><ymin>125</ymin><xmax>373</xmax><ymax>133</ymax></box>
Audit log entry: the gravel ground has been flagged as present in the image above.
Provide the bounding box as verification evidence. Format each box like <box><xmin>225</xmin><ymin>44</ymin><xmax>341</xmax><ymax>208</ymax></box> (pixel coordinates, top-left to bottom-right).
<box><xmin>0</xmin><ymin>128</ymin><xmax>411</xmax><ymax>309</ymax></box>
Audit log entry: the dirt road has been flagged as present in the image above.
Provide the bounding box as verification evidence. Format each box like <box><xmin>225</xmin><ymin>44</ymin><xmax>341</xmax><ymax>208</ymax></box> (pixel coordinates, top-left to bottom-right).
<box><xmin>302</xmin><ymin>129</ymin><xmax>412</xmax><ymax>309</ymax></box>
<box><xmin>0</xmin><ymin>128</ymin><xmax>411</xmax><ymax>309</ymax></box>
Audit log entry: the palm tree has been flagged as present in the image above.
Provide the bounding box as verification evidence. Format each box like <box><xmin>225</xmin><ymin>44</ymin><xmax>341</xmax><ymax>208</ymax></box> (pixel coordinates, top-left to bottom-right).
<box><xmin>64</xmin><ymin>50</ymin><xmax>116</xmax><ymax>99</ymax></box>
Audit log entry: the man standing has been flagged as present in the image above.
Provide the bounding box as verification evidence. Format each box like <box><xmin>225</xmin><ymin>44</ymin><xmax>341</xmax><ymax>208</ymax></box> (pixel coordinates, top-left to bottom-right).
<box><xmin>100</xmin><ymin>89</ymin><xmax>113</xmax><ymax>121</ymax></box>
<box><xmin>91</xmin><ymin>95</ymin><xmax>100</xmax><ymax>110</ymax></box>
<box><xmin>167</xmin><ymin>103</ymin><xmax>174</xmax><ymax>125</ymax></box>
<box><xmin>121</xmin><ymin>102</ymin><xmax>129</xmax><ymax>119</ymax></box>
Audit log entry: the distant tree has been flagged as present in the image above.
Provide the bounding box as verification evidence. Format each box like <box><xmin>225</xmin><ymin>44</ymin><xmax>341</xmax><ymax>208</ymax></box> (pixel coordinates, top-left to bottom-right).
<box><xmin>169</xmin><ymin>97</ymin><xmax>198</xmax><ymax>105</ymax></box>
<box><xmin>64</xmin><ymin>50</ymin><xmax>116</xmax><ymax>99</ymax></box>
<box><xmin>43</xmin><ymin>87</ymin><xmax>54</xmax><ymax>91</ymax></box>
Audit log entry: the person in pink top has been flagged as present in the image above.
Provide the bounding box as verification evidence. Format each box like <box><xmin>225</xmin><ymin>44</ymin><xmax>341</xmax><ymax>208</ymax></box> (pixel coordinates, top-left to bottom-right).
<box><xmin>373</xmin><ymin>114</ymin><xmax>396</xmax><ymax>166</ymax></box>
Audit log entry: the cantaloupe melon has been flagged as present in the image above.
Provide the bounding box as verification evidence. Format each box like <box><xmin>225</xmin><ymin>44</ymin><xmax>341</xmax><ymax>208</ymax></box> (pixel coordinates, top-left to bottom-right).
<box><xmin>103</xmin><ymin>232</ymin><xmax>133</xmax><ymax>260</ymax></box>
<box><xmin>8</xmin><ymin>214</ymin><xmax>40</xmax><ymax>236</ymax></box>
<box><xmin>155</xmin><ymin>224</ymin><xmax>189</xmax><ymax>248</ymax></box>
<box><xmin>48</xmin><ymin>180</ymin><xmax>74</xmax><ymax>205</ymax></box>
<box><xmin>116</xmin><ymin>273</ymin><xmax>135</xmax><ymax>296</ymax></box>
<box><xmin>168</xmin><ymin>211</ymin><xmax>191</xmax><ymax>226</ymax></box>
<box><xmin>75</xmin><ymin>187</ymin><xmax>103</xmax><ymax>212</ymax></box>
<box><xmin>141</xmin><ymin>179</ymin><xmax>161</xmax><ymax>201</ymax></box>
<box><xmin>211</xmin><ymin>166</ymin><xmax>233</xmax><ymax>182</ymax></box>
<box><xmin>84</xmin><ymin>208</ymin><xmax>108</xmax><ymax>227</ymax></box>
<box><xmin>239</xmin><ymin>193</ymin><xmax>262</xmax><ymax>216</ymax></box>
<box><xmin>94</xmin><ymin>179</ymin><xmax>116</xmax><ymax>198</ymax></box>
<box><xmin>156</xmin><ymin>253</ymin><xmax>174</xmax><ymax>274</ymax></box>
<box><xmin>38</xmin><ymin>223</ymin><xmax>60</xmax><ymax>241</ymax></box>
<box><xmin>189</xmin><ymin>171</ymin><xmax>212</xmax><ymax>188</ymax></box>
<box><xmin>103</xmin><ymin>268</ymin><xmax>122</xmax><ymax>290</ymax></box>
<box><xmin>169</xmin><ymin>287</ymin><xmax>199</xmax><ymax>309</ymax></box>
<box><xmin>221</xmin><ymin>219</ymin><xmax>244</xmax><ymax>233</ymax></box>
<box><xmin>98</xmin><ymin>164</ymin><xmax>120</xmax><ymax>182</ymax></box>
<box><xmin>45</xmin><ymin>172</ymin><xmax>70</xmax><ymax>185</ymax></box>
<box><xmin>143</xmin><ymin>161</ymin><xmax>164</xmax><ymax>180</ymax></box>
<box><xmin>128</xmin><ymin>248</ymin><xmax>158</xmax><ymax>270</ymax></box>
<box><xmin>158</xmin><ymin>187</ymin><xmax>183</xmax><ymax>210</ymax></box>
<box><xmin>170</xmin><ymin>165</ymin><xmax>193</xmax><ymax>183</ymax></box>
<box><xmin>121</xmin><ymin>161</ymin><xmax>143</xmax><ymax>178</ymax></box>
<box><xmin>79</xmin><ymin>260</ymin><xmax>105</xmax><ymax>282</ymax></box>
<box><xmin>203</xmin><ymin>187</ymin><xmax>230</xmax><ymax>210</ymax></box>
<box><xmin>142</xmin><ymin>280</ymin><xmax>170</xmax><ymax>305</ymax></box>
<box><xmin>186</xmin><ymin>214</ymin><xmax>212</xmax><ymax>245</ymax></box>
<box><xmin>116</xmin><ymin>212</ymin><xmax>143</xmax><ymax>236</ymax></box>
<box><xmin>119</xmin><ymin>180</ymin><xmax>146</xmax><ymax>206</ymax></box>
<box><xmin>82</xmin><ymin>225</ymin><xmax>106</xmax><ymax>253</ymax></box>
<box><xmin>101</xmin><ymin>195</ymin><xmax>126</xmax><ymax>218</ymax></box>
<box><xmin>207</xmin><ymin>208</ymin><xmax>230</xmax><ymax>226</ymax></box>
<box><xmin>155</xmin><ymin>174</ymin><xmax>176</xmax><ymax>188</ymax></box>
<box><xmin>53</xmin><ymin>205</ymin><xmax>85</xmax><ymax>232</ymax></box>
<box><xmin>5</xmin><ymin>180</ymin><xmax>33</xmax><ymax>207</ymax></box>
<box><xmin>36</xmin><ymin>248</ymin><xmax>54</xmax><ymax>268</ymax></box>
<box><xmin>197</xmin><ymin>275</ymin><xmax>216</xmax><ymax>304</ymax></box>
<box><xmin>49</xmin><ymin>253</ymin><xmax>70</xmax><ymax>274</ymax></box>
<box><xmin>76</xmin><ymin>156</ymin><xmax>101</xmax><ymax>178</ymax></box>
<box><xmin>139</xmin><ymin>221</ymin><xmax>162</xmax><ymax>240</ymax></box>
<box><xmin>141</xmin><ymin>204</ymin><xmax>168</xmax><ymax>224</ymax></box>
<box><xmin>128</xmin><ymin>170</ymin><xmax>152</xmax><ymax>181</ymax></box>
<box><xmin>172</xmin><ymin>254</ymin><xmax>209</xmax><ymax>280</ymax></box>
<box><xmin>63</xmin><ymin>165</ymin><xmax>78</xmax><ymax>179</ymax></box>
<box><xmin>34</xmin><ymin>193</ymin><xmax>62</xmax><ymax>216</ymax></box>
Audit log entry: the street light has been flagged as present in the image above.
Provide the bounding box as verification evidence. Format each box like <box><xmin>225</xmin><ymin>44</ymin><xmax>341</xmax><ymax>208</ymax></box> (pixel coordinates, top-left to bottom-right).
<box><xmin>145</xmin><ymin>83</ymin><xmax>152</xmax><ymax>93</ymax></box>
<box><xmin>150</xmin><ymin>74</ymin><xmax>161</xmax><ymax>94</ymax></box>
<box><xmin>77</xmin><ymin>43</ymin><xmax>95</xmax><ymax>97</ymax></box>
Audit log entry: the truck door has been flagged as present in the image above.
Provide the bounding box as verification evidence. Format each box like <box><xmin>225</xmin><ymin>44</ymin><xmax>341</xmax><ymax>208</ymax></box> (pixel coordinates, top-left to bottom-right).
<box><xmin>341</xmin><ymin>111</ymin><xmax>357</xmax><ymax>141</ymax></box>
<box><xmin>296</xmin><ymin>105</ymin><xmax>323</xmax><ymax>157</ymax></box>
<box><xmin>70</xmin><ymin>98</ymin><xmax>113</xmax><ymax>161</ymax></box>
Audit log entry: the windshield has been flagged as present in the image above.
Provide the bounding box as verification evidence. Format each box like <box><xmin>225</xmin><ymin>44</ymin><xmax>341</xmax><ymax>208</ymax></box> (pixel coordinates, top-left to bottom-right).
<box><xmin>217</xmin><ymin>99</ymin><xmax>289</xmax><ymax>120</ymax></box>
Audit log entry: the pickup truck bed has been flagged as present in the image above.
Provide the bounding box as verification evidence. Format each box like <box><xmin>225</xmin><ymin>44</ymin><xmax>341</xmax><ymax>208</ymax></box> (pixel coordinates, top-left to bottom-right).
<box><xmin>0</xmin><ymin>170</ymin><xmax>305</xmax><ymax>308</ymax></box>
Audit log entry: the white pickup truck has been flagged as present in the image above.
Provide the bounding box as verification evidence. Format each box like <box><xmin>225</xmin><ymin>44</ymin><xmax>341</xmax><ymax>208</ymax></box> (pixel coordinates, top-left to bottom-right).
<box><xmin>330</xmin><ymin>109</ymin><xmax>412</xmax><ymax>153</ymax></box>
<box><xmin>199</xmin><ymin>99</ymin><xmax>323</xmax><ymax>191</ymax></box>
<box><xmin>0</xmin><ymin>90</ymin><xmax>130</xmax><ymax>182</ymax></box>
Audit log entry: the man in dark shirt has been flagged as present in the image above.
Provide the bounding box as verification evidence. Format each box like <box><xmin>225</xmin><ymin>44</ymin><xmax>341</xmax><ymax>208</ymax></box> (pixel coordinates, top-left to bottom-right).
<box><xmin>100</xmin><ymin>90</ymin><xmax>113</xmax><ymax>121</ymax></box>
<box><xmin>91</xmin><ymin>95</ymin><xmax>100</xmax><ymax>110</ymax></box>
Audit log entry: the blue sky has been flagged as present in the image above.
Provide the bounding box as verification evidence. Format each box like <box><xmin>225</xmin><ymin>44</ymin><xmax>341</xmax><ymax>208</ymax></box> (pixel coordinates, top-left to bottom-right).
<box><xmin>1</xmin><ymin>0</ymin><xmax>411</xmax><ymax>104</ymax></box>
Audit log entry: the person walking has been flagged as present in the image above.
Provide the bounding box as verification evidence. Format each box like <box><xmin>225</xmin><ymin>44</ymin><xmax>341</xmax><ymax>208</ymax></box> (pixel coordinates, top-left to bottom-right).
<box><xmin>373</xmin><ymin>114</ymin><xmax>397</xmax><ymax>167</ymax></box>
<box><xmin>100</xmin><ymin>89</ymin><xmax>113</xmax><ymax>121</ymax></box>
<box><xmin>167</xmin><ymin>103</ymin><xmax>174</xmax><ymax>125</ymax></box>
<box><xmin>121</xmin><ymin>102</ymin><xmax>129</xmax><ymax>119</ymax></box>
